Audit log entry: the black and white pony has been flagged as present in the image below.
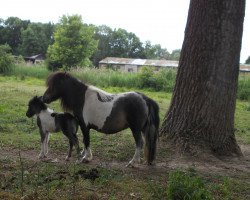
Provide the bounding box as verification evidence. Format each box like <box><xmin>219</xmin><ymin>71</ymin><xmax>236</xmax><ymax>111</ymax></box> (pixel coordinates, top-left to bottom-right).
<box><xmin>42</xmin><ymin>72</ymin><xmax>159</xmax><ymax>166</ymax></box>
<box><xmin>26</xmin><ymin>96</ymin><xmax>80</xmax><ymax>161</ymax></box>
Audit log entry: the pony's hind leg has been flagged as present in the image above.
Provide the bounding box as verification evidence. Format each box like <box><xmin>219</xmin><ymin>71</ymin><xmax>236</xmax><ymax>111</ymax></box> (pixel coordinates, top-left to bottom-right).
<box><xmin>126</xmin><ymin>130</ymin><xmax>143</xmax><ymax>167</ymax></box>
<box><xmin>65</xmin><ymin>141</ymin><xmax>73</xmax><ymax>161</ymax></box>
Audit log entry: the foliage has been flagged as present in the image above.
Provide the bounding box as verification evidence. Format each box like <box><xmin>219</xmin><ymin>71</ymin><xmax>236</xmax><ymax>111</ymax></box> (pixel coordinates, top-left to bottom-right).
<box><xmin>166</xmin><ymin>170</ymin><xmax>212</xmax><ymax>200</ymax></box>
<box><xmin>138</xmin><ymin>66</ymin><xmax>176</xmax><ymax>92</ymax></box>
<box><xmin>46</xmin><ymin>15</ymin><xmax>97</xmax><ymax>70</ymax></box>
<box><xmin>109</xmin><ymin>28</ymin><xmax>144</xmax><ymax>58</ymax></box>
<box><xmin>1</xmin><ymin>16</ymin><xmax>180</xmax><ymax>68</ymax></box>
<box><xmin>0</xmin><ymin>44</ymin><xmax>14</xmax><ymax>74</ymax></box>
<box><xmin>245</xmin><ymin>56</ymin><xmax>250</xmax><ymax>64</ymax></box>
<box><xmin>0</xmin><ymin>17</ymin><xmax>30</xmax><ymax>54</ymax></box>
<box><xmin>138</xmin><ymin>66</ymin><xmax>155</xmax><ymax>88</ymax></box>
<box><xmin>19</xmin><ymin>22</ymin><xmax>54</xmax><ymax>56</ymax></box>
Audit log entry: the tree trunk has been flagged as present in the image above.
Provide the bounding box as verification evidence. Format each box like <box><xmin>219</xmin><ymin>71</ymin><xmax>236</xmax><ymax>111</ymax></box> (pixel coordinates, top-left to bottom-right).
<box><xmin>160</xmin><ymin>0</ymin><xmax>245</xmax><ymax>157</ymax></box>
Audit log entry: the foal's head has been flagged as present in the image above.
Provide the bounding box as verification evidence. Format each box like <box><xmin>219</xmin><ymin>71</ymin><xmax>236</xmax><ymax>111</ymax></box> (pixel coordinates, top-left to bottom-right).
<box><xmin>26</xmin><ymin>96</ymin><xmax>47</xmax><ymax>118</ymax></box>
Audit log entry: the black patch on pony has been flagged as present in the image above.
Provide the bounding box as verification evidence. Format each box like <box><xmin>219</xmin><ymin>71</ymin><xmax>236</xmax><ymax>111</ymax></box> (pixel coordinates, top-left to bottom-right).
<box><xmin>96</xmin><ymin>92</ymin><xmax>114</xmax><ymax>102</ymax></box>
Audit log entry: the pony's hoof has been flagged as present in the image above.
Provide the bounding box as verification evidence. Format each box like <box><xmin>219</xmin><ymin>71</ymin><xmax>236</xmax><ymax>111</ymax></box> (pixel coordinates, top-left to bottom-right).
<box><xmin>75</xmin><ymin>157</ymin><xmax>90</xmax><ymax>164</ymax></box>
<box><xmin>39</xmin><ymin>154</ymin><xmax>46</xmax><ymax>159</ymax></box>
<box><xmin>65</xmin><ymin>156</ymin><xmax>70</xmax><ymax>161</ymax></box>
<box><xmin>126</xmin><ymin>162</ymin><xmax>138</xmax><ymax>168</ymax></box>
<box><xmin>80</xmin><ymin>150</ymin><xmax>85</xmax><ymax>156</ymax></box>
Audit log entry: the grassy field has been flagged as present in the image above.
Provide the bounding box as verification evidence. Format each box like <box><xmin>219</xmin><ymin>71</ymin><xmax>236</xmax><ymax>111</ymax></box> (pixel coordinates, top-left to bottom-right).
<box><xmin>0</xmin><ymin>73</ymin><xmax>250</xmax><ymax>199</ymax></box>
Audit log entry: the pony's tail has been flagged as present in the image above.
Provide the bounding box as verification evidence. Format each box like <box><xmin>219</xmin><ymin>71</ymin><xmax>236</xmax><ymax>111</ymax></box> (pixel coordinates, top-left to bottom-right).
<box><xmin>142</xmin><ymin>95</ymin><xmax>159</xmax><ymax>165</ymax></box>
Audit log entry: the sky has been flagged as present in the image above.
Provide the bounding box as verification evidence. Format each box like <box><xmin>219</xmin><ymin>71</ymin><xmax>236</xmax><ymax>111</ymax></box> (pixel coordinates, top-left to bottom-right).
<box><xmin>0</xmin><ymin>0</ymin><xmax>249</xmax><ymax>63</ymax></box>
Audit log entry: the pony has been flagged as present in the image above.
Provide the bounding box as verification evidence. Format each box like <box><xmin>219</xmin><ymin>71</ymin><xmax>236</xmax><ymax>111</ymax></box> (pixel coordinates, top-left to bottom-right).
<box><xmin>26</xmin><ymin>96</ymin><xmax>80</xmax><ymax>161</ymax></box>
<box><xmin>42</xmin><ymin>72</ymin><xmax>159</xmax><ymax>166</ymax></box>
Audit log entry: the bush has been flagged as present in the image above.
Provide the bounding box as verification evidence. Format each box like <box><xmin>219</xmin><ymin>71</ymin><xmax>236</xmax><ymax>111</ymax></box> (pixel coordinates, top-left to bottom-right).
<box><xmin>167</xmin><ymin>170</ymin><xmax>212</xmax><ymax>200</ymax></box>
<box><xmin>138</xmin><ymin>66</ymin><xmax>155</xmax><ymax>88</ymax></box>
<box><xmin>0</xmin><ymin>44</ymin><xmax>15</xmax><ymax>74</ymax></box>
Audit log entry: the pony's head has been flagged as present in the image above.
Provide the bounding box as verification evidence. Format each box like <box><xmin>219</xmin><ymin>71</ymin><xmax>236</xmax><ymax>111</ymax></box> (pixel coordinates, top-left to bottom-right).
<box><xmin>26</xmin><ymin>96</ymin><xmax>47</xmax><ymax>117</ymax></box>
<box><xmin>42</xmin><ymin>72</ymin><xmax>70</xmax><ymax>104</ymax></box>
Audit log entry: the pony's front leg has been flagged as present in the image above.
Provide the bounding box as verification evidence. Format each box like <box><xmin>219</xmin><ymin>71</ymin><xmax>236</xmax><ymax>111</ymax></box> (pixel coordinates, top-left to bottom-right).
<box><xmin>77</xmin><ymin>123</ymin><xmax>93</xmax><ymax>163</ymax></box>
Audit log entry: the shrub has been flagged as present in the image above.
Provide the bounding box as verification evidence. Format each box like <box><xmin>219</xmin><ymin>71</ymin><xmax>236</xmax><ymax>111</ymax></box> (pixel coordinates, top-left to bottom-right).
<box><xmin>167</xmin><ymin>170</ymin><xmax>212</xmax><ymax>200</ymax></box>
<box><xmin>138</xmin><ymin>66</ymin><xmax>155</xmax><ymax>88</ymax></box>
<box><xmin>0</xmin><ymin>44</ymin><xmax>15</xmax><ymax>74</ymax></box>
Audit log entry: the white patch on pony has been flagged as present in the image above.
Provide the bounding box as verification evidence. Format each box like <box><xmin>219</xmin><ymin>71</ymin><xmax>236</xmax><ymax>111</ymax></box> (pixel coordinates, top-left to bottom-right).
<box><xmin>83</xmin><ymin>86</ymin><xmax>133</xmax><ymax>130</ymax></box>
<box><xmin>38</xmin><ymin>108</ymin><xmax>57</xmax><ymax>133</ymax></box>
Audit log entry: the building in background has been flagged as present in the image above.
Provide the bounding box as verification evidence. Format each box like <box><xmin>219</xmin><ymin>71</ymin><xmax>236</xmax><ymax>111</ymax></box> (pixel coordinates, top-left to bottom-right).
<box><xmin>99</xmin><ymin>57</ymin><xmax>179</xmax><ymax>72</ymax></box>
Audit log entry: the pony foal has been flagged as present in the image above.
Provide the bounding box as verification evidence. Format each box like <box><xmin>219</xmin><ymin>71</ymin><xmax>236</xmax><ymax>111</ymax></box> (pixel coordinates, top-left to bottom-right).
<box><xmin>26</xmin><ymin>96</ymin><xmax>80</xmax><ymax>160</ymax></box>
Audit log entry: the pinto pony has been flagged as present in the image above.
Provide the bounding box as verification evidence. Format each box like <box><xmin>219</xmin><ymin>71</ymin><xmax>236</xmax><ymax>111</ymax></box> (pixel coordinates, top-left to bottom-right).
<box><xmin>42</xmin><ymin>72</ymin><xmax>159</xmax><ymax>166</ymax></box>
<box><xmin>26</xmin><ymin>96</ymin><xmax>80</xmax><ymax>160</ymax></box>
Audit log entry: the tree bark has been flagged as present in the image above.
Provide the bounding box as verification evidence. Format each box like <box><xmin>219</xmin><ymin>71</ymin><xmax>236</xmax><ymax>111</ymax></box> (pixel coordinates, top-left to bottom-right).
<box><xmin>160</xmin><ymin>0</ymin><xmax>245</xmax><ymax>157</ymax></box>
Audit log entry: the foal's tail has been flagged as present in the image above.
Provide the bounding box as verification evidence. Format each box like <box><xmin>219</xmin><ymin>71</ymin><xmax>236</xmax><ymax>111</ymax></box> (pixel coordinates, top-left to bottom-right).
<box><xmin>142</xmin><ymin>95</ymin><xmax>159</xmax><ymax>165</ymax></box>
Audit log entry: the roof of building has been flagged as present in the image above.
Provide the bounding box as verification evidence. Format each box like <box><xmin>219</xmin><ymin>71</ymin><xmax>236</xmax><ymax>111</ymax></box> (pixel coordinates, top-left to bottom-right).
<box><xmin>99</xmin><ymin>57</ymin><xmax>179</xmax><ymax>67</ymax></box>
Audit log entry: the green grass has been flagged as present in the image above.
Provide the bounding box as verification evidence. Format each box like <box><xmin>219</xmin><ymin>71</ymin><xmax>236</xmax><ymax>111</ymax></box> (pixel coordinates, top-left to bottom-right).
<box><xmin>0</xmin><ymin>71</ymin><xmax>249</xmax><ymax>199</ymax></box>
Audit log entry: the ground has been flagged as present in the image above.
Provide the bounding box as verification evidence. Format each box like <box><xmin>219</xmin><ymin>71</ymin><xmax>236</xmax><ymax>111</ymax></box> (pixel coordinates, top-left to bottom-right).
<box><xmin>0</xmin><ymin>75</ymin><xmax>250</xmax><ymax>199</ymax></box>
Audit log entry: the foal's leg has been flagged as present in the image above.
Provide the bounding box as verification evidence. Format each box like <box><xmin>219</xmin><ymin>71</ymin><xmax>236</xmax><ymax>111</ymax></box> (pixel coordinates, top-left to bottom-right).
<box><xmin>44</xmin><ymin>132</ymin><xmax>50</xmax><ymax>155</ymax></box>
<box><xmin>127</xmin><ymin>129</ymin><xmax>143</xmax><ymax>167</ymax></box>
<box><xmin>63</xmin><ymin>131</ymin><xmax>79</xmax><ymax>161</ymax></box>
<box><xmin>65</xmin><ymin>140</ymin><xmax>73</xmax><ymax>161</ymax></box>
<box><xmin>39</xmin><ymin>130</ymin><xmax>47</xmax><ymax>159</ymax></box>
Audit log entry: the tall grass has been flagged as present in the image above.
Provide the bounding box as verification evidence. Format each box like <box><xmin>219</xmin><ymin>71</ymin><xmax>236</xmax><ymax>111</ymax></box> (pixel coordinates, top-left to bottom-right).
<box><xmin>71</xmin><ymin>68</ymin><xmax>140</xmax><ymax>88</ymax></box>
<box><xmin>10</xmin><ymin>63</ymin><xmax>49</xmax><ymax>79</ymax></box>
<box><xmin>238</xmin><ymin>74</ymin><xmax>250</xmax><ymax>101</ymax></box>
<box><xmin>4</xmin><ymin>64</ymin><xmax>250</xmax><ymax>100</ymax></box>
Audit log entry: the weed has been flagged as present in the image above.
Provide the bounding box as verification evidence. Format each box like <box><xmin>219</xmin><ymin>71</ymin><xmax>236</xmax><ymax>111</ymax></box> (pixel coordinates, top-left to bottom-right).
<box><xmin>166</xmin><ymin>170</ymin><xmax>212</xmax><ymax>200</ymax></box>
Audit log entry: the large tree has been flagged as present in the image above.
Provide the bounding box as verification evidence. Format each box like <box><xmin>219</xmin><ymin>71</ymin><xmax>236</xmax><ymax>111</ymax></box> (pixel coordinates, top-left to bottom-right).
<box><xmin>47</xmin><ymin>15</ymin><xmax>97</xmax><ymax>70</ymax></box>
<box><xmin>160</xmin><ymin>0</ymin><xmax>245</xmax><ymax>157</ymax></box>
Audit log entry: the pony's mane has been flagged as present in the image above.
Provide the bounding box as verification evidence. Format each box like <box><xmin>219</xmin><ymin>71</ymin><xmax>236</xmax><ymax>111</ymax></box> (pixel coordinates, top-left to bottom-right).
<box><xmin>46</xmin><ymin>72</ymin><xmax>75</xmax><ymax>87</ymax></box>
<box><xmin>46</xmin><ymin>72</ymin><xmax>87</xmax><ymax>112</ymax></box>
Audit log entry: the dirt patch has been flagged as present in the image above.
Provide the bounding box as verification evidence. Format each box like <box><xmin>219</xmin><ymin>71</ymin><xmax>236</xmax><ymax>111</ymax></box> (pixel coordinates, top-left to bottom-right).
<box><xmin>1</xmin><ymin>143</ymin><xmax>250</xmax><ymax>181</ymax></box>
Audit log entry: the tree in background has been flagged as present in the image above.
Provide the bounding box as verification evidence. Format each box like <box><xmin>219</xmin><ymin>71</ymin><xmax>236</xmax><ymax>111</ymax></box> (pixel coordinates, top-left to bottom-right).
<box><xmin>19</xmin><ymin>23</ymin><xmax>54</xmax><ymax>56</ymax></box>
<box><xmin>47</xmin><ymin>15</ymin><xmax>97</xmax><ymax>70</ymax></box>
<box><xmin>91</xmin><ymin>25</ymin><xmax>113</xmax><ymax>67</ymax></box>
<box><xmin>0</xmin><ymin>16</ymin><xmax>181</xmax><ymax>67</ymax></box>
<box><xmin>245</xmin><ymin>56</ymin><xmax>250</xmax><ymax>64</ymax></box>
<box><xmin>0</xmin><ymin>17</ymin><xmax>30</xmax><ymax>54</ymax></box>
<box><xmin>0</xmin><ymin>44</ymin><xmax>14</xmax><ymax>74</ymax></box>
<box><xmin>109</xmin><ymin>28</ymin><xmax>144</xmax><ymax>58</ymax></box>
<box><xmin>160</xmin><ymin>0</ymin><xmax>245</xmax><ymax>157</ymax></box>
<box><xmin>169</xmin><ymin>49</ymin><xmax>181</xmax><ymax>61</ymax></box>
